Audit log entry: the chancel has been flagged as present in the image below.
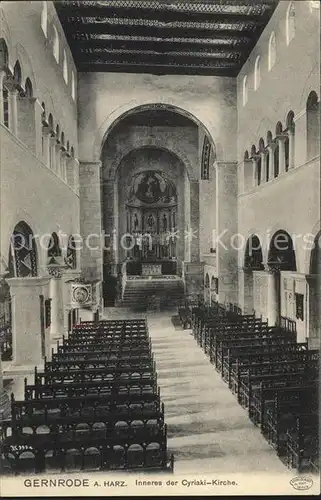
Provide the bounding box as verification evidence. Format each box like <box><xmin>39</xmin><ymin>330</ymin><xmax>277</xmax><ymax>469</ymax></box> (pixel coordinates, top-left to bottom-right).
<box><xmin>0</xmin><ymin>0</ymin><xmax>320</xmax><ymax>486</ymax></box>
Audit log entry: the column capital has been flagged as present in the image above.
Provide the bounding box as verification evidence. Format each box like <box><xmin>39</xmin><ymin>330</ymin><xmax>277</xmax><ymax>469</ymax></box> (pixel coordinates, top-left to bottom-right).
<box><xmin>214</xmin><ymin>161</ymin><xmax>238</xmax><ymax>169</ymax></box>
<box><xmin>79</xmin><ymin>160</ymin><xmax>102</xmax><ymax>167</ymax></box>
<box><xmin>264</xmin><ymin>264</ymin><xmax>280</xmax><ymax>275</ymax></box>
<box><xmin>7</xmin><ymin>276</ymin><xmax>50</xmax><ymax>288</ymax></box>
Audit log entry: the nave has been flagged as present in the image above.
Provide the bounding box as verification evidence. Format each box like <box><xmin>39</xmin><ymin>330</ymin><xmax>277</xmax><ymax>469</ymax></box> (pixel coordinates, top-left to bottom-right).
<box><xmin>0</xmin><ymin>303</ymin><xmax>319</xmax><ymax>477</ymax></box>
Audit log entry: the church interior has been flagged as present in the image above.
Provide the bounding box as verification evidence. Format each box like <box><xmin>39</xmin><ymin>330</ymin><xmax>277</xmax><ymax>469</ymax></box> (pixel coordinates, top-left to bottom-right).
<box><xmin>0</xmin><ymin>0</ymin><xmax>320</xmax><ymax>481</ymax></box>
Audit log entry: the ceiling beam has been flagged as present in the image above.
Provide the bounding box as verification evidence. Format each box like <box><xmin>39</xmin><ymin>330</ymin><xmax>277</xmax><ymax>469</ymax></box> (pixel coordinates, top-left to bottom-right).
<box><xmin>78</xmin><ymin>62</ymin><xmax>238</xmax><ymax>77</ymax></box>
<box><xmin>55</xmin><ymin>5</ymin><xmax>273</xmax><ymax>25</ymax></box>
<box><xmin>64</xmin><ymin>24</ymin><xmax>256</xmax><ymax>40</ymax></box>
<box><xmin>69</xmin><ymin>39</ymin><xmax>245</xmax><ymax>56</ymax></box>
<box><xmin>75</xmin><ymin>52</ymin><xmax>240</xmax><ymax>68</ymax></box>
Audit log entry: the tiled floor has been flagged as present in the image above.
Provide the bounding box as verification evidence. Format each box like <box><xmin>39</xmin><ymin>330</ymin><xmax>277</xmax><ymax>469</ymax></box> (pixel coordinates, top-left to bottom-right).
<box><xmin>105</xmin><ymin>307</ymin><xmax>291</xmax><ymax>476</ymax></box>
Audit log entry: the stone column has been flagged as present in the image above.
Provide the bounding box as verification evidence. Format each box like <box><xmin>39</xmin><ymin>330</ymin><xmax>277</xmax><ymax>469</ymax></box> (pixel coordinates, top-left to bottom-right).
<box><xmin>48</xmin><ymin>269</ymin><xmax>64</xmax><ymax>340</ymax></box>
<box><xmin>288</xmin><ymin>129</ymin><xmax>295</xmax><ymax>169</ymax></box>
<box><xmin>189</xmin><ymin>180</ymin><xmax>200</xmax><ymax>262</ymax></box>
<box><xmin>7</xmin><ymin>277</ymin><xmax>50</xmax><ymax>367</ymax></box>
<box><xmin>42</xmin><ymin>126</ymin><xmax>51</xmax><ymax>168</ymax></box>
<box><xmin>242</xmin><ymin>268</ymin><xmax>254</xmax><ymax>314</ymax></box>
<box><xmin>55</xmin><ymin>143</ymin><xmax>62</xmax><ymax>177</ymax></box>
<box><xmin>0</xmin><ymin>273</ymin><xmax>11</xmax><ymax>420</ymax></box>
<box><xmin>60</xmin><ymin>150</ymin><xmax>68</xmax><ymax>182</ymax></box>
<box><xmin>260</xmin><ymin>151</ymin><xmax>267</xmax><ymax>184</ymax></box>
<box><xmin>49</xmin><ymin>136</ymin><xmax>56</xmax><ymax>172</ymax></box>
<box><xmin>8</xmin><ymin>88</ymin><xmax>18</xmax><ymax>136</ymax></box>
<box><xmin>278</xmin><ymin>137</ymin><xmax>286</xmax><ymax>175</ymax></box>
<box><xmin>265</xmin><ymin>266</ymin><xmax>280</xmax><ymax>326</ymax></box>
<box><xmin>34</xmin><ymin>99</ymin><xmax>43</xmax><ymax>159</ymax></box>
<box><xmin>252</xmin><ymin>158</ymin><xmax>257</xmax><ymax>187</ymax></box>
<box><xmin>0</xmin><ymin>71</ymin><xmax>6</xmax><ymax>124</ymax></box>
<box><xmin>215</xmin><ymin>161</ymin><xmax>238</xmax><ymax>304</ymax></box>
<box><xmin>0</xmin><ymin>356</ymin><xmax>11</xmax><ymax>420</ymax></box>
<box><xmin>79</xmin><ymin>161</ymin><xmax>103</xmax><ymax>283</ymax></box>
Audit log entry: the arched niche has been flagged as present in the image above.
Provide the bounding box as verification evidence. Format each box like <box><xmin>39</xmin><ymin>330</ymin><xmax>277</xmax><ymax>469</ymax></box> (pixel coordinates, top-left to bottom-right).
<box><xmin>8</xmin><ymin>221</ymin><xmax>38</xmax><ymax>278</ymax></box>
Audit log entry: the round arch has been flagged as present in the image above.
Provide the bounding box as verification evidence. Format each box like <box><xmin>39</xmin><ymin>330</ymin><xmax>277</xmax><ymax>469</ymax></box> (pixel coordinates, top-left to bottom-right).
<box><xmin>108</xmin><ymin>143</ymin><xmax>195</xmax><ymax>181</ymax></box>
<box><xmin>93</xmin><ymin>102</ymin><xmax>216</xmax><ymax>163</ymax></box>
<box><xmin>8</xmin><ymin>221</ymin><xmax>38</xmax><ymax>278</ymax></box>
<box><xmin>244</xmin><ymin>234</ymin><xmax>264</xmax><ymax>270</ymax></box>
<box><xmin>268</xmin><ymin>229</ymin><xmax>297</xmax><ymax>271</ymax></box>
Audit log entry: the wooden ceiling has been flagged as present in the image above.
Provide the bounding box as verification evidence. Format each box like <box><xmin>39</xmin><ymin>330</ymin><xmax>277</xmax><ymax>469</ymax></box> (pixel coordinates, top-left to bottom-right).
<box><xmin>55</xmin><ymin>0</ymin><xmax>279</xmax><ymax>76</ymax></box>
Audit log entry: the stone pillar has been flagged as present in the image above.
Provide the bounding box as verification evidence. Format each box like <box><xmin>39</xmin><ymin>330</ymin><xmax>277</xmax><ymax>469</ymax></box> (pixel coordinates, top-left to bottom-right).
<box><xmin>34</xmin><ymin>99</ymin><xmax>44</xmax><ymax>159</ymax></box>
<box><xmin>278</xmin><ymin>137</ymin><xmax>286</xmax><ymax>175</ymax></box>
<box><xmin>183</xmin><ymin>262</ymin><xmax>204</xmax><ymax>300</ymax></box>
<box><xmin>189</xmin><ymin>180</ymin><xmax>200</xmax><ymax>262</ymax></box>
<box><xmin>0</xmin><ymin>356</ymin><xmax>11</xmax><ymax>420</ymax></box>
<box><xmin>60</xmin><ymin>150</ymin><xmax>68</xmax><ymax>182</ymax></box>
<box><xmin>242</xmin><ymin>268</ymin><xmax>254</xmax><ymax>314</ymax></box>
<box><xmin>288</xmin><ymin>129</ymin><xmax>295</xmax><ymax>169</ymax></box>
<box><xmin>215</xmin><ymin>161</ymin><xmax>238</xmax><ymax>304</ymax></box>
<box><xmin>55</xmin><ymin>143</ymin><xmax>62</xmax><ymax>177</ymax></box>
<box><xmin>79</xmin><ymin>161</ymin><xmax>103</xmax><ymax>283</ymax></box>
<box><xmin>49</xmin><ymin>136</ymin><xmax>56</xmax><ymax>172</ymax></box>
<box><xmin>42</xmin><ymin>126</ymin><xmax>51</xmax><ymax>168</ymax></box>
<box><xmin>8</xmin><ymin>88</ymin><xmax>18</xmax><ymax>136</ymax></box>
<box><xmin>48</xmin><ymin>269</ymin><xmax>64</xmax><ymax>340</ymax></box>
<box><xmin>0</xmin><ymin>273</ymin><xmax>11</xmax><ymax>420</ymax></box>
<box><xmin>7</xmin><ymin>277</ymin><xmax>50</xmax><ymax>367</ymax></box>
<box><xmin>261</xmin><ymin>152</ymin><xmax>267</xmax><ymax>184</ymax></box>
<box><xmin>0</xmin><ymin>71</ymin><xmax>5</xmax><ymax>124</ymax></box>
<box><xmin>61</xmin><ymin>270</ymin><xmax>80</xmax><ymax>336</ymax></box>
<box><xmin>252</xmin><ymin>158</ymin><xmax>257</xmax><ymax>187</ymax></box>
<box><xmin>266</xmin><ymin>267</ymin><xmax>280</xmax><ymax>326</ymax></box>
<box><xmin>102</xmin><ymin>179</ymin><xmax>116</xmax><ymax>265</ymax></box>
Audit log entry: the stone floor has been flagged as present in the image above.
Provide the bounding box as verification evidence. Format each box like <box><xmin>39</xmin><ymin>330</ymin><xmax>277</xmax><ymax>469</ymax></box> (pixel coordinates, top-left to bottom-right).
<box><xmin>104</xmin><ymin>307</ymin><xmax>291</xmax><ymax>476</ymax></box>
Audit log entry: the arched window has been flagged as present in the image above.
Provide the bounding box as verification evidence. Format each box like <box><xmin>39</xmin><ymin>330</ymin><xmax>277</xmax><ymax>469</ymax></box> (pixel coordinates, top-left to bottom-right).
<box><xmin>2</xmin><ymin>86</ymin><xmax>9</xmax><ymax>128</ymax></box>
<box><xmin>285</xmin><ymin>111</ymin><xmax>295</xmax><ymax>170</ymax></box>
<box><xmin>257</xmin><ymin>155</ymin><xmax>262</xmax><ymax>186</ymax></box>
<box><xmin>0</xmin><ymin>40</ymin><xmax>9</xmax><ymax>128</ymax></box>
<box><xmin>254</xmin><ymin>56</ymin><xmax>261</xmax><ymax>90</ymax></box>
<box><xmin>52</xmin><ymin>25</ymin><xmax>59</xmax><ymax>63</ymax></box>
<box><xmin>13</xmin><ymin>60</ymin><xmax>22</xmax><ymax>86</ymax></box>
<box><xmin>0</xmin><ymin>38</ymin><xmax>9</xmax><ymax>68</ymax></box>
<box><xmin>48</xmin><ymin>113</ymin><xmax>53</xmax><ymax>130</ymax></box>
<box><xmin>244</xmin><ymin>150</ymin><xmax>249</xmax><ymax>161</ymax></box>
<box><xmin>71</xmin><ymin>71</ymin><xmax>76</xmax><ymax>100</ymax></box>
<box><xmin>306</xmin><ymin>91</ymin><xmax>320</xmax><ymax>160</ymax></box>
<box><xmin>70</xmin><ymin>146</ymin><xmax>74</xmax><ymax>157</ymax></box>
<box><xmin>24</xmin><ymin>78</ymin><xmax>33</xmax><ymax>98</ymax></box>
<box><xmin>242</xmin><ymin>75</ymin><xmax>248</xmax><ymax>106</ymax></box>
<box><xmin>41</xmin><ymin>2</ymin><xmax>48</xmax><ymax>37</ymax></box>
<box><xmin>9</xmin><ymin>221</ymin><xmax>38</xmax><ymax>277</ymax></box>
<box><xmin>284</xmin><ymin>136</ymin><xmax>290</xmax><ymax>172</ymax></box>
<box><xmin>268</xmin><ymin>32</ymin><xmax>276</xmax><ymax>71</ymax></box>
<box><xmin>274</xmin><ymin>142</ymin><xmax>279</xmax><ymax>178</ymax></box>
<box><xmin>266</xmin><ymin>150</ymin><xmax>270</xmax><ymax>181</ymax></box>
<box><xmin>286</xmin><ymin>2</ymin><xmax>296</xmax><ymax>45</ymax></box>
<box><xmin>63</xmin><ymin>50</ymin><xmax>68</xmax><ymax>83</ymax></box>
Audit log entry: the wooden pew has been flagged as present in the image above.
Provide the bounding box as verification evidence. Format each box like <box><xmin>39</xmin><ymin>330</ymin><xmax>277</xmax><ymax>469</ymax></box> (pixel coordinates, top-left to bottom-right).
<box><xmin>285</xmin><ymin>413</ymin><xmax>319</xmax><ymax>473</ymax></box>
<box><xmin>221</xmin><ymin>342</ymin><xmax>307</xmax><ymax>385</ymax></box>
<box><xmin>263</xmin><ymin>385</ymin><xmax>318</xmax><ymax>456</ymax></box>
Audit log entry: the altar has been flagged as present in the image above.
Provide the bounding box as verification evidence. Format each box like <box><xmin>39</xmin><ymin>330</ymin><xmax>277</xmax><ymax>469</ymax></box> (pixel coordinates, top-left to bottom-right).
<box><xmin>142</xmin><ymin>263</ymin><xmax>162</xmax><ymax>276</ymax></box>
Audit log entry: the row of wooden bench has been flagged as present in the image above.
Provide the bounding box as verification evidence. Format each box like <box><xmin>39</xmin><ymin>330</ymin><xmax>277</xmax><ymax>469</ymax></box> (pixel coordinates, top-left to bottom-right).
<box><xmin>0</xmin><ymin>319</ymin><xmax>174</xmax><ymax>474</ymax></box>
<box><xmin>191</xmin><ymin>306</ymin><xmax>319</xmax><ymax>474</ymax></box>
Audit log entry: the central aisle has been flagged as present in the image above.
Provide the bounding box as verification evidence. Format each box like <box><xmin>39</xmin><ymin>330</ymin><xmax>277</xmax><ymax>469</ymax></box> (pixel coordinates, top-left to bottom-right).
<box><xmin>104</xmin><ymin>308</ymin><xmax>290</xmax><ymax>476</ymax></box>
